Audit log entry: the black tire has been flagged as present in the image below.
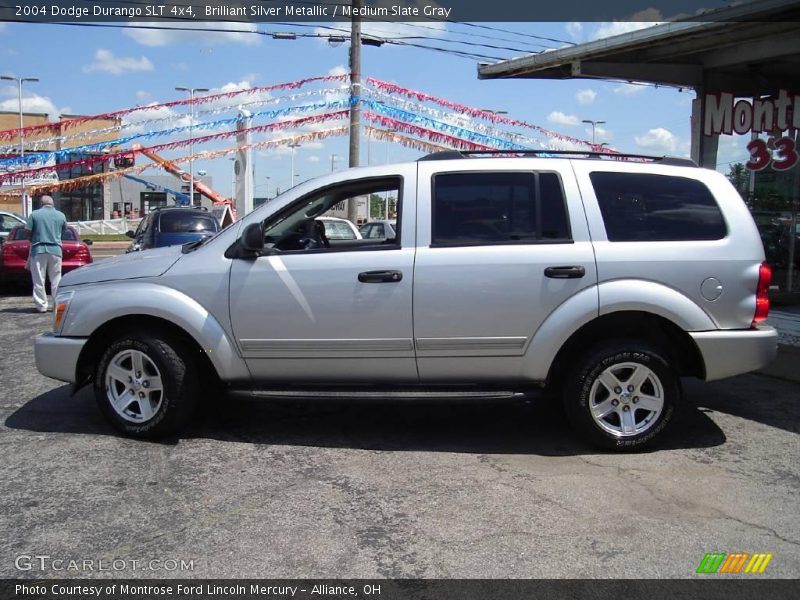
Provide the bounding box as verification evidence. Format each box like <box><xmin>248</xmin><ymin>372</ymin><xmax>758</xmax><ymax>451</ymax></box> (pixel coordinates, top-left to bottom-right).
<box><xmin>93</xmin><ymin>330</ymin><xmax>198</xmax><ymax>438</ymax></box>
<box><xmin>563</xmin><ymin>340</ymin><xmax>679</xmax><ymax>451</ymax></box>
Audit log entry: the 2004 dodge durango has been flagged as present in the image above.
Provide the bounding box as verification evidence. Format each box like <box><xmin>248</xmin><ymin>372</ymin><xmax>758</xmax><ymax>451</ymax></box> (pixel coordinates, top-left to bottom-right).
<box><xmin>35</xmin><ymin>151</ymin><xmax>778</xmax><ymax>450</ymax></box>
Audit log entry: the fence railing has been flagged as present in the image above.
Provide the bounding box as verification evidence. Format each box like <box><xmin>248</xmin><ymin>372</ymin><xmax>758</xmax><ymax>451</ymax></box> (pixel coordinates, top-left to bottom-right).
<box><xmin>68</xmin><ymin>218</ymin><xmax>141</xmax><ymax>235</ymax></box>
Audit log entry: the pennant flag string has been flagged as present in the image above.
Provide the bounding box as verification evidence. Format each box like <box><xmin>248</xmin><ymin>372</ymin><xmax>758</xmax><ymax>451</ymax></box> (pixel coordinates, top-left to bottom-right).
<box><xmin>0</xmin><ymin>74</ymin><xmax>348</xmax><ymax>143</ymax></box>
<box><xmin>362</xmin><ymin>112</ymin><xmax>496</xmax><ymax>151</ymax></box>
<box><xmin>2</xmin><ymin>127</ymin><xmax>349</xmax><ymax>198</ymax></box>
<box><xmin>366</xmin><ymin>77</ymin><xmax>599</xmax><ymax>149</ymax></box>
<box><xmin>0</xmin><ymin>100</ymin><xmax>352</xmax><ymax>167</ymax></box>
<box><xmin>0</xmin><ymin>110</ymin><xmax>350</xmax><ymax>184</ymax></box>
<box><xmin>360</xmin><ymin>98</ymin><xmax>525</xmax><ymax>151</ymax></box>
<box><xmin>0</xmin><ymin>86</ymin><xmax>351</xmax><ymax>154</ymax></box>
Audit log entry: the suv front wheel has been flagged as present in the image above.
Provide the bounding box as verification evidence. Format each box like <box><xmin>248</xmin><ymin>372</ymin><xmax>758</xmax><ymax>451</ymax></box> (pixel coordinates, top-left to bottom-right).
<box><xmin>94</xmin><ymin>331</ymin><xmax>198</xmax><ymax>438</ymax></box>
<box><xmin>563</xmin><ymin>340</ymin><xmax>679</xmax><ymax>451</ymax></box>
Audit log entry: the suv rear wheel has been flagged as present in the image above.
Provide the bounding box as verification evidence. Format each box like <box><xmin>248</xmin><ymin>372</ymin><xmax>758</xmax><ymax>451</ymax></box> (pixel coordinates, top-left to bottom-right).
<box><xmin>94</xmin><ymin>331</ymin><xmax>198</xmax><ymax>438</ymax></box>
<box><xmin>563</xmin><ymin>340</ymin><xmax>678</xmax><ymax>451</ymax></box>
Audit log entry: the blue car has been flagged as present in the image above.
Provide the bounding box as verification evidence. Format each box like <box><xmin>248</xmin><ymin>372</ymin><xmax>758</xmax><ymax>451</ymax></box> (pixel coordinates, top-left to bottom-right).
<box><xmin>126</xmin><ymin>207</ymin><xmax>220</xmax><ymax>252</ymax></box>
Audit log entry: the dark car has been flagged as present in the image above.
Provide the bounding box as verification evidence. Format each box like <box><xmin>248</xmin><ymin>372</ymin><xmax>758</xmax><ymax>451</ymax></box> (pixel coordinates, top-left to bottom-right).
<box><xmin>126</xmin><ymin>207</ymin><xmax>220</xmax><ymax>252</ymax></box>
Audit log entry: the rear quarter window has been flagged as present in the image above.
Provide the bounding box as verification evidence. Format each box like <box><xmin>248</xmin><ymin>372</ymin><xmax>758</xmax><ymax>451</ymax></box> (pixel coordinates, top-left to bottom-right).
<box><xmin>590</xmin><ymin>172</ymin><xmax>727</xmax><ymax>242</ymax></box>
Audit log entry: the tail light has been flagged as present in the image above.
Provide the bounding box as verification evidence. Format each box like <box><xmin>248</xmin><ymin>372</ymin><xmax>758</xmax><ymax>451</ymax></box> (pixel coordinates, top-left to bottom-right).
<box><xmin>74</xmin><ymin>245</ymin><xmax>92</xmax><ymax>262</ymax></box>
<box><xmin>752</xmin><ymin>262</ymin><xmax>772</xmax><ymax>327</ymax></box>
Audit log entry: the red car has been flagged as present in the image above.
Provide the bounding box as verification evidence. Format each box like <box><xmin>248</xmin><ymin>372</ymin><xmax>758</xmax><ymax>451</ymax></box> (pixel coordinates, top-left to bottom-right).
<box><xmin>0</xmin><ymin>225</ymin><xmax>93</xmax><ymax>284</ymax></box>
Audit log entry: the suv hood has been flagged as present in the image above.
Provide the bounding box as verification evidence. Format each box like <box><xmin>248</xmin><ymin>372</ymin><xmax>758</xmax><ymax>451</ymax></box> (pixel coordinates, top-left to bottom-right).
<box><xmin>60</xmin><ymin>245</ymin><xmax>183</xmax><ymax>286</ymax></box>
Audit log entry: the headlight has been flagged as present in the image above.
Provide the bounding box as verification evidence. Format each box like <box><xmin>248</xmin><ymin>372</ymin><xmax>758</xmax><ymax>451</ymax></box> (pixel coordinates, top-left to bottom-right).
<box><xmin>53</xmin><ymin>290</ymin><xmax>74</xmax><ymax>334</ymax></box>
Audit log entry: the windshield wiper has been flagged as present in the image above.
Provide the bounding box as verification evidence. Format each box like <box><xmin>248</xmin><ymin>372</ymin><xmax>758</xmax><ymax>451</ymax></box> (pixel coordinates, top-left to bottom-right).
<box><xmin>181</xmin><ymin>239</ymin><xmax>205</xmax><ymax>254</ymax></box>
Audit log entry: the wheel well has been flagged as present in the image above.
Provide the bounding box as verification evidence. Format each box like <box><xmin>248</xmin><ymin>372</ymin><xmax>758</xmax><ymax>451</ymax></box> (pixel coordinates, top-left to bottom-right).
<box><xmin>75</xmin><ymin>315</ymin><xmax>219</xmax><ymax>387</ymax></box>
<box><xmin>547</xmin><ymin>311</ymin><xmax>705</xmax><ymax>387</ymax></box>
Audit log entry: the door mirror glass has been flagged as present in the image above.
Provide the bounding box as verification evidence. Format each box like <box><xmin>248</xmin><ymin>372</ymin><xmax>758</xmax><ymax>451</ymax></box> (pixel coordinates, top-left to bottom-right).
<box><xmin>241</xmin><ymin>222</ymin><xmax>265</xmax><ymax>252</ymax></box>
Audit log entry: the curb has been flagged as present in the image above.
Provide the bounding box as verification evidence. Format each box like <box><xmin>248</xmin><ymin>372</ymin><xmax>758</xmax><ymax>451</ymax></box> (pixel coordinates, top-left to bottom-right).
<box><xmin>757</xmin><ymin>344</ymin><xmax>800</xmax><ymax>384</ymax></box>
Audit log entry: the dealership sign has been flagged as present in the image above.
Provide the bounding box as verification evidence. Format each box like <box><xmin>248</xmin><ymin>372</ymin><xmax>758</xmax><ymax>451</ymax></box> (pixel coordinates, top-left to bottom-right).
<box><xmin>705</xmin><ymin>90</ymin><xmax>799</xmax><ymax>172</ymax></box>
<box><xmin>704</xmin><ymin>90</ymin><xmax>798</xmax><ymax>136</ymax></box>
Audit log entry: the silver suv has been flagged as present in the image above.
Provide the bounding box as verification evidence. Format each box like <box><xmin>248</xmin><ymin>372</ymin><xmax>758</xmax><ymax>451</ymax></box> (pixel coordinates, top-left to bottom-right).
<box><xmin>34</xmin><ymin>151</ymin><xmax>777</xmax><ymax>450</ymax></box>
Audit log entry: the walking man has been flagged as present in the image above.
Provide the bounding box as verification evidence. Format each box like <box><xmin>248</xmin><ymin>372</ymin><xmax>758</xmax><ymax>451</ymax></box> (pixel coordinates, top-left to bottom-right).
<box><xmin>25</xmin><ymin>195</ymin><xmax>67</xmax><ymax>312</ymax></box>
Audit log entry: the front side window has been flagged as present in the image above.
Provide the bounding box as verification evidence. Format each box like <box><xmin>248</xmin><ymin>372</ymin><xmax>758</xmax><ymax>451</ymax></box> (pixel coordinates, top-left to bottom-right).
<box><xmin>261</xmin><ymin>177</ymin><xmax>401</xmax><ymax>253</ymax></box>
<box><xmin>590</xmin><ymin>172</ymin><xmax>727</xmax><ymax>242</ymax></box>
<box><xmin>432</xmin><ymin>172</ymin><xmax>571</xmax><ymax>246</ymax></box>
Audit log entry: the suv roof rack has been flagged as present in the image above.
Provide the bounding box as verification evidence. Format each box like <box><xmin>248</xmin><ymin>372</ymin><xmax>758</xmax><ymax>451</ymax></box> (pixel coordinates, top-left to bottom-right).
<box><xmin>418</xmin><ymin>149</ymin><xmax>697</xmax><ymax>167</ymax></box>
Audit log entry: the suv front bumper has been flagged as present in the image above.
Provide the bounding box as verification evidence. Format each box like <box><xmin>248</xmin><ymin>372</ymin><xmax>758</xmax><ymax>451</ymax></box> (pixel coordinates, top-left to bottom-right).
<box><xmin>34</xmin><ymin>333</ymin><xmax>86</xmax><ymax>383</ymax></box>
<box><xmin>690</xmin><ymin>326</ymin><xmax>778</xmax><ymax>381</ymax></box>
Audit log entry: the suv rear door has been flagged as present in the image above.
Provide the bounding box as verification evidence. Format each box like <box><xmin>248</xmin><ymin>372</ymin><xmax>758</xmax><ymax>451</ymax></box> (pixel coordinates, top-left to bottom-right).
<box><xmin>413</xmin><ymin>158</ymin><xmax>598</xmax><ymax>382</ymax></box>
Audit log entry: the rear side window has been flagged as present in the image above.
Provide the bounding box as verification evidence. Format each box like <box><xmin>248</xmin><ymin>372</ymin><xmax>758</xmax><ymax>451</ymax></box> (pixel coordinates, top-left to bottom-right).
<box><xmin>61</xmin><ymin>227</ymin><xmax>77</xmax><ymax>241</ymax></box>
<box><xmin>158</xmin><ymin>211</ymin><xmax>219</xmax><ymax>234</ymax></box>
<box><xmin>590</xmin><ymin>172</ymin><xmax>727</xmax><ymax>242</ymax></box>
<box><xmin>432</xmin><ymin>172</ymin><xmax>571</xmax><ymax>246</ymax></box>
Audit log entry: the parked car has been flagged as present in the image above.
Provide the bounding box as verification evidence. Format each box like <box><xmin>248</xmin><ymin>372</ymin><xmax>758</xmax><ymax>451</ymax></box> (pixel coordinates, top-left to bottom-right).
<box><xmin>126</xmin><ymin>206</ymin><xmax>220</xmax><ymax>252</ymax></box>
<box><xmin>360</xmin><ymin>219</ymin><xmax>397</xmax><ymax>241</ymax></box>
<box><xmin>1</xmin><ymin>225</ymin><xmax>93</xmax><ymax>284</ymax></box>
<box><xmin>35</xmin><ymin>151</ymin><xmax>777</xmax><ymax>450</ymax></box>
<box><xmin>0</xmin><ymin>211</ymin><xmax>26</xmax><ymax>245</ymax></box>
<box><xmin>316</xmin><ymin>216</ymin><xmax>362</xmax><ymax>240</ymax></box>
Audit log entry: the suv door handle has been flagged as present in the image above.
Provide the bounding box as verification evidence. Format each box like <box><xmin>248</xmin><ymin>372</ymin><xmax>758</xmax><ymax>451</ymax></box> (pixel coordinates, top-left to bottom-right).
<box><xmin>544</xmin><ymin>266</ymin><xmax>585</xmax><ymax>279</ymax></box>
<box><xmin>358</xmin><ymin>270</ymin><xmax>403</xmax><ymax>283</ymax></box>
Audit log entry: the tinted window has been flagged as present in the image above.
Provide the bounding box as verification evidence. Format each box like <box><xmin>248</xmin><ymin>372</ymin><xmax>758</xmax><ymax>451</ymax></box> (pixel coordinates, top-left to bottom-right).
<box><xmin>432</xmin><ymin>172</ymin><xmax>570</xmax><ymax>246</ymax></box>
<box><xmin>61</xmin><ymin>227</ymin><xmax>77</xmax><ymax>241</ymax></box>
<box><xmin>590</xmin><ymin>172</ymin><xmax>727</xmax><ymax>242</ymax></box>
<box><xmin>158</xmin><ymin>211</ymin><xmax>219</xmax><ymax>234</ymax></box>
<box><xmin>8</xmin><ymin>227</ymin><xmax>23</xmax><ymax>240</ymax></box>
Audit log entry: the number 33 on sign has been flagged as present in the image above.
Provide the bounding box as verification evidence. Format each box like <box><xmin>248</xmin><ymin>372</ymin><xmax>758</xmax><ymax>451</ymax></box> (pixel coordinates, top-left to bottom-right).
<box><xmin>746</xmin><ymin>136</ymin><xmax>798</xmax><ymax>171</ymax></box>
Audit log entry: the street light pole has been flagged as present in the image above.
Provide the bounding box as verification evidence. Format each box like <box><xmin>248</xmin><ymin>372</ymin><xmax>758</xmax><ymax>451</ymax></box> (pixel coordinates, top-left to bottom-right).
<box><xmin>330</xmin><ymin>153</ymin><xmax>338</xmax><ymax>172</ymax></box>
<box><xmin>582</xmin><ymin>119</ymin><xmax>606</xmax><ymax>145</ymax></box>
<box><xmin>175</xmin><ymin>86</ymin><xmax>209</xmax><ymax>206</ymax></box>
<box><xmin>1</xmin><ymin>75</ymin><xmax>39</xmax><ymax>217</ymax></box>
<box><xmin>288</xmin><ymin>141</ymin><xmax>301</xmax><ymax>188</ymax></box>
<box><xmin>265</xmin><ymin>176</ymin><xmax>271</xmax><ymax>200</ymax></box>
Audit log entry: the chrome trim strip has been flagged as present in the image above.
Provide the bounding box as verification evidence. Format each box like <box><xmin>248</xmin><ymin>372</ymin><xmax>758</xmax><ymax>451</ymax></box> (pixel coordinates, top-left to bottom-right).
<box><xmin>415</xmin><ymin>337</ymin><xmax>528</xmax><ymax>351</ymax></box>
<box><xmin>240</xmin><ymin>338</ymin><xmax>415</xmax><ymax>352</ymax></box>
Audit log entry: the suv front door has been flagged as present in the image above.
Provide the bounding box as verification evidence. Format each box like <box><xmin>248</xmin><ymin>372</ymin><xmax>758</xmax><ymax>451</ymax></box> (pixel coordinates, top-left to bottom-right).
<box><xmin>228</xmin><ymin>168</ymin><xmax>418</xmax><ymax>383</ymax></box>
<box><xmin>413</xmin><ymin>159</ymin><xmax>598</xmax><ymax>382</ymax></box>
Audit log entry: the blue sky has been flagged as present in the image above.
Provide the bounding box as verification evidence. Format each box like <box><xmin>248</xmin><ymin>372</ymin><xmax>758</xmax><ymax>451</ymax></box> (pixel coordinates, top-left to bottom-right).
<box><xmin>0</xmin><ymin>19</ymin><xmax>749</xmax><ymax>196</ymax></box>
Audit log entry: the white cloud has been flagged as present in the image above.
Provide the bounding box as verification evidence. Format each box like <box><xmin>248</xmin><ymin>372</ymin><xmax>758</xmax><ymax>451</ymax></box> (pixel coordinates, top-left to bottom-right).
<box><xmin>124</xmin><ymin>21</ymin><xmax>260</xmax><ymax>47</ymax></box>
<box><xmin>575</xmin><ymin>89</ymin><xmax>597</xmax><ymax>105</ymax></box>
<box><xmin>591</xmin><ymin>10</ymin><xmax>664</xmax><ymax>40</ymax></box>
<box><xmin>565</xmin><ymin>22</ymin><xmax>583</xmax><ymax>40</ymax></box>
<box><xmin>83</xmin><ymin>49</ymin><xmax>154</xmax><ymax>76</ymax></box>
<box><xmin>591</xmin><ymin>125</ymin><xmax>612</xmax><ymax>142</ymax></box>
<box><xmin>171</xmin><ymin>62</ymin><xmax>189</xmax><ymax>72</ymax></box>
<box><xmin>635</xmin><ymin>127</ymin><xmax>679</xmax><ymax>153</ymax></box>
<box><xmin>328</xmin><ymin>65</ymin><xmax>348</xmax><ymax>77</ymax></box>
<box><xmin>547</xmin><ymin>111</ymin><xmax>580</xmax><ymax>126</ymax></box>
<box><xmin>614</xmin><ymin>83</ymin><xmax>647</xmax><ymax>96</ymax></box>
<box><xmin>0</xmin><ymin>92</ymin><xmax>67</xmax><ymax>120</ymax></box>
<box><xmin>307</xmin><ymin>155</ymin><xmax>320</xmax><ymax>163</ymax></box>
<box><xmin>135</xmin><ymin>90</ymin><xmax>151</xmax><ymax>102</ymax></box>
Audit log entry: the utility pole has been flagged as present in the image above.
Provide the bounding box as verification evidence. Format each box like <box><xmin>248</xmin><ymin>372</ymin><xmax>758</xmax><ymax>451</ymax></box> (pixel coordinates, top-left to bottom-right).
<box><xmin>330</xmin><ymin>153</ymin><xmax>338</xmax><ymax>172</ymax></box>
<box><xmin>346</xmin><ymin>0</ymin><xmax>362</xmax><ymax>224</ymax></box>
<box><xmin>1</xmin><ymin>75</ymin><xmax>38</xmax><ymax>217</ymax></box>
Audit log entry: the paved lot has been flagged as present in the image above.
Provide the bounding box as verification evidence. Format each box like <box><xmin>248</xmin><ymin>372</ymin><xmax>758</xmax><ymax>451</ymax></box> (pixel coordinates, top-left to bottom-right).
<box><xmin>0</xmin><ymin>291</ymin><xmax>798</xmax><ymax>579</ymax></box>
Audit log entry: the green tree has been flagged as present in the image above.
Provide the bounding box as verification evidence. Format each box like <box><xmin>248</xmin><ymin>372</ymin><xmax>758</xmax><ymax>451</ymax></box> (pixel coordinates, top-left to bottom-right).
<box><xmin>726</xmin><ymin>162</ymin><xmax>749</xmax><ymax>200</ymax></box>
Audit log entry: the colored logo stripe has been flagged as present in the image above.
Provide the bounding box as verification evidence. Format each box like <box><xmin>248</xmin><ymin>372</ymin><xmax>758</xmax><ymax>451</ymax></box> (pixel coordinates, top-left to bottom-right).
<box><xmin>697</xmin><ymin>553</ymin><xmax>726</xmax><ymax>573</ymax></box>
<box><xmin>697</xmin><ymin>552</ymin><xmax>773</xmax><ymax>574</ymax></box>
<box><xmin>744</xmin><ymin>553</ymin><xmax>773</xmax><ymax>574</ymax></box>
<box><xmin>719</xmin><ymin>553</ymin><xmax>749</xmax><ymax>573</ymax></box>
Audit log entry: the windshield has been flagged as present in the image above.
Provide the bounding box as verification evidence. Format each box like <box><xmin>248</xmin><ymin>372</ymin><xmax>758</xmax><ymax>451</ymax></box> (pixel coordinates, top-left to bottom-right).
<box><xmin>159</xmin><ymin>211</ymin><xmax>219</xmax><ymax>233</ymax></box>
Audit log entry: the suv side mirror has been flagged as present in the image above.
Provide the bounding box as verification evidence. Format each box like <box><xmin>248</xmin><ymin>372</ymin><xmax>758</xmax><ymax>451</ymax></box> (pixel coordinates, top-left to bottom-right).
<box><xmin>83</xmin><ymin>239</ymin><xmax>94</xmax><ymax>246</ymax></box>
<box><xmin>241</xmin><ymin>222</ymin><xmax>265</xmax><ymax>253</ymax></box>
<box><xmin>125</xmin><ymin>230</ymin><xmax>135</xmax><ymax>239</ymax></box>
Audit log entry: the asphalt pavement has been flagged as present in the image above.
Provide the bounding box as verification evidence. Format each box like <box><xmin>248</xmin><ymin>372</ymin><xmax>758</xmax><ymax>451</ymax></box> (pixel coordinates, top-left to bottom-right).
<box><xmin>0</xmin><ymin>291</ymin><xmax>798</xmax><ymax>580</ymax></box>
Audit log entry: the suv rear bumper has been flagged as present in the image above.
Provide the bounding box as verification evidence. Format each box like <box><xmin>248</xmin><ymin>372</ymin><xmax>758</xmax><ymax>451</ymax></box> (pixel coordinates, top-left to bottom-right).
<box><xmin>34</xmin><ymin>333</ymin><xmax>86</xmax><ymax>383</ymax></box>
<box><xmin>690</xmin><ymin>326</ymin><xmax>778</xmax><ymax>381</ymax></box>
